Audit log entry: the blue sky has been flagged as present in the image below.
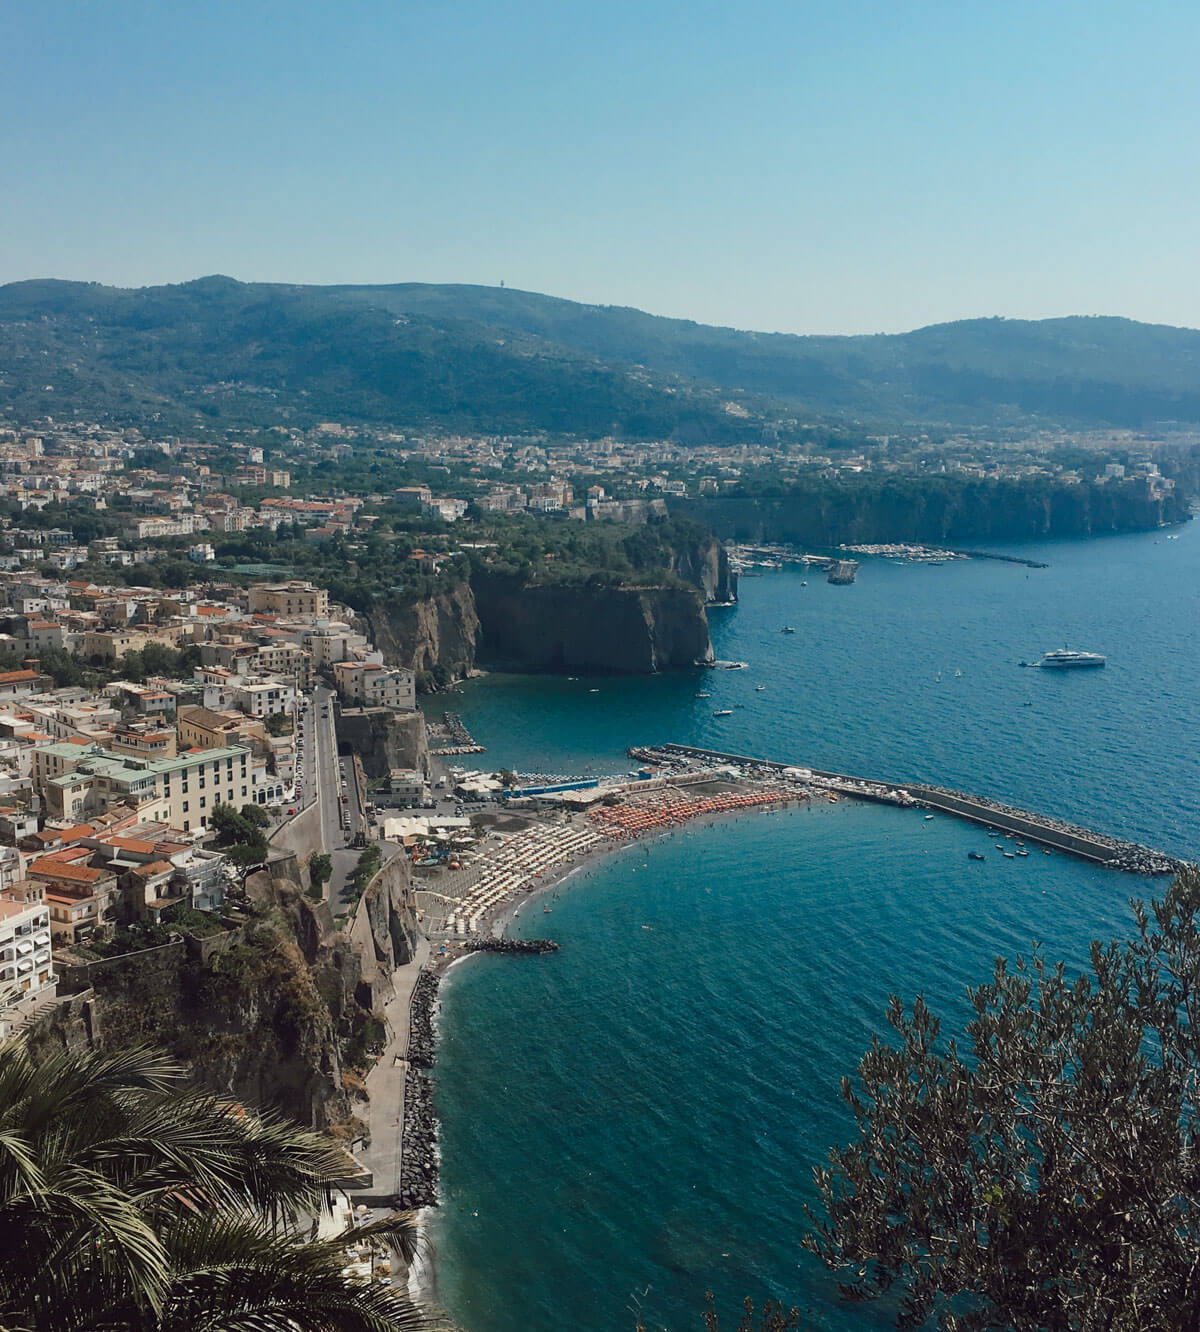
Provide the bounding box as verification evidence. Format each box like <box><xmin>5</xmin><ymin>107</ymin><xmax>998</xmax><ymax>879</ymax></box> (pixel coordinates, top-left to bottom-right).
<box><xmin>3</xmin><ymin>0</ymin><xmax>1198</xmax><ymax>333</ymax></box>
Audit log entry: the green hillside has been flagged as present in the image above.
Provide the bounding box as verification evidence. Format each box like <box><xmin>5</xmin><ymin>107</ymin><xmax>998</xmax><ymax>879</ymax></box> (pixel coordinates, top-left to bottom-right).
<box><xmin>0</xmin><ymin>277</ymin><xmax>773</xmax><ymax>441</ymax></box>
<box><xmin>333</xmin><ymin>283</ymin><xmax>1200</xmax><ymax>427</ymax></box>
<box><xmin>3</xmin><ymin>275</ymin><xmax>1200</xmax><ymax>433</ymax></box>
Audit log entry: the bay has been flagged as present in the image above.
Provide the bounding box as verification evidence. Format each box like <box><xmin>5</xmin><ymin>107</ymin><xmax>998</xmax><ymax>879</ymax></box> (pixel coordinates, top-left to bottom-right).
<box><xmin>429</xmin><ymin>525</ymin><xmax>1200</xmax><ymax>1331</ymax></box>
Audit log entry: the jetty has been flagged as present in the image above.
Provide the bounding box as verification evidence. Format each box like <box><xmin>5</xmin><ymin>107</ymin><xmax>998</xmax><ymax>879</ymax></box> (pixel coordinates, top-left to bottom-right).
<box><xmin>429</xmin><ymin>711</ymin><xmax>486</xmax><ymax>757</ymax></box>
<box><xmin>628</xmin><ymin>744</ymin><xmax>1185</xmax><ymax>876</ymax></box>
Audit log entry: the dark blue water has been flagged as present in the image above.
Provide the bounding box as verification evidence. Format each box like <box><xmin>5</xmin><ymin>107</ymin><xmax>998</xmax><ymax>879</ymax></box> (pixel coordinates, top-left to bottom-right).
<box><xmin>429</xmin><ymin>526</ymin><xmax>1200</xmax><ymax>1332</ymax></box>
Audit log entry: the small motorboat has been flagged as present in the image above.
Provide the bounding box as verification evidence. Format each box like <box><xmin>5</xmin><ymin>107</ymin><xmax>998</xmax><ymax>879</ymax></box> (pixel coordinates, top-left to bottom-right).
<box><xmin>713</xmin><ymin>709</ymin><xmax>733</xmax><ymax>717</ymax></box>
<box><xmin>781</xmin><ymin>626</ymin><xmax>796</xmax><ymax>634</ymax></box>
<box><xmin>924</xmin><ymin>814</ymin><xmax>935</xmax><ymax>820</ymax></box>
<box><xmin>968</xmin><ymin>851</ymin><xmax>986</xmax><ymax>861</ymax></box>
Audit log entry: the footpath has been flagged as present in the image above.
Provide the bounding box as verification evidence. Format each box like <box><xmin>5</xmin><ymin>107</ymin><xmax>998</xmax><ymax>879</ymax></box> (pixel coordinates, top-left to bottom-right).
<box><xmin>355</xmin><ymin>933</ymin><xmax>432</xmax><ymax>1206</ymax></box>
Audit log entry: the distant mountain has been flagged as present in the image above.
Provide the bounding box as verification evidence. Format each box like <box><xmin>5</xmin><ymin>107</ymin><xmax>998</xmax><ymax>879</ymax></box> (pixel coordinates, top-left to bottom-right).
<box><xmin>333</xmin><ymin>284</ymin><xmax>1200</xmax><ymax>428</ymax></box>
<box><xmin>0</xmin><ymin>277</ymin><xmax>774</xmax><ymax>441</ymax></box>
<box><xmin>3</xmin><ymin>275</ymin><xmax>1200</xmax><ymax>435</ymax></box>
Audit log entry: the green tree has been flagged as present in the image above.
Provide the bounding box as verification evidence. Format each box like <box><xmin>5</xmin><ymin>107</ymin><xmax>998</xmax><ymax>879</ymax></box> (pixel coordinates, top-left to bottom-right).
<box><xmin>806</xmin><ymin>866</ymin><xmax>1200</xmax><ymax>1332</ymax></box>
<box><xmin>224</xmin><ymin>842</ymin><xmax>267</xmax><ymax>879</ymax></box>
<box><xmin>309</xmin><ymin>853</ymin><xmax>332</xmax><ymax>888</ymax></box>
<box><xmin>0</xmin><ymin>1041</ymin><xmax>431</xmax><ymax>1330</ymax></box>
<box><xmin>264</xmin><ymin>710</ymin><xmax>292</xmax><ymax>737</ymax></box>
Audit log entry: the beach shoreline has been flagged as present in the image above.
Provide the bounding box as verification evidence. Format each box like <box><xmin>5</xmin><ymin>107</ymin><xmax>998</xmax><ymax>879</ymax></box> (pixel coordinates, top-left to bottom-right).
<box><xmin>404</xmin><ymin>789</ymin><xmax>813</xmax><ymax>1318</ymax></box>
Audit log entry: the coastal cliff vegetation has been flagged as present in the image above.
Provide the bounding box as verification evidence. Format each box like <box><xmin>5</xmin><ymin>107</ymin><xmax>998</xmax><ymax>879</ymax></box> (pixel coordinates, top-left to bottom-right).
<box><xmin>680</xmin><ymin>470</ymin><xmax>1189</xmax><ymax>546</ymax></box>
<box><xmin>806</xmin><ymin>866</ymin><xmax>1200</xmax><ymax>1332</ymax></box>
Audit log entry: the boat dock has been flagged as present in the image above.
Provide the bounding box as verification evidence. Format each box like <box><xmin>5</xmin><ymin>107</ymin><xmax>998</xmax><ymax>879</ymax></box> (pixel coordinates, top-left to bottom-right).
<box><xmin>628</xmin><ymin>744</ymin><xmax>1185</xmax><ymax>876</ymax></box>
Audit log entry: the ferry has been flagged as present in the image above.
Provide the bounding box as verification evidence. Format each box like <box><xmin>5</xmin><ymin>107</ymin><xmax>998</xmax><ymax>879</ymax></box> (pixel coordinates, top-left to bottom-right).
<box><xmin>712</xmin><ymin>708</ymin><xmax>733</xmax><ymax>717</ymax></box>
<box><xmin>1020</xmin><ymin>648</ymin><xmax>1106</xmax><ymax>669</ymax></box>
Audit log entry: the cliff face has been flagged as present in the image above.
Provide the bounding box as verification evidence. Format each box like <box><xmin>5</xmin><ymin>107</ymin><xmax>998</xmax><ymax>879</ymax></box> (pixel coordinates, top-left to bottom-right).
<box><xmin>337</xmin><ymin>705</ymin><xmax>431</xmax><ymax>779</ymax></box>
<box><xmin>677</xmin><ymin>477</ymin><xmax>1191</xmax><ymax>547</ymax></box>
<box><xmin>364</xmin><ymin>581</ymin><xmax>479</xmax><ymax>677</ymax></box>
<box><xmin>29</xmin><ymin>857</ymin><xmax>421</xmax><ymax>1132</ymax></box>
<box><xmin>661</xmin><ymin>533</ymin><xmax>738</xmax><ymax>603</ymax></box>
<box><xmin>472</xmin><ymin>573</ymin><xmax>713</xmax><ymax>673</ymax></box>
<box><xmin>360</xmin><ymin>532</ymin><xmax>736</xmax><ymax>678</ymax></box>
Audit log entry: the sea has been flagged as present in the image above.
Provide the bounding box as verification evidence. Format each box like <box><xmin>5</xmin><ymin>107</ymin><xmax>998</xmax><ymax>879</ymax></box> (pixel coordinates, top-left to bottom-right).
<box><xmin>426</xmin><ymin>524</ymin><xmax>1200</xmax><ymax>1332</ymax></box>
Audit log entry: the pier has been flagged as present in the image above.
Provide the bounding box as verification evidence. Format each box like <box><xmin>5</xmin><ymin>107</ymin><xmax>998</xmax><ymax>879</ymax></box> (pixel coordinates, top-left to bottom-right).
<box><xmin>628</xmin><ymin>744</ymin><xmax>1185</xmax><ymax>875</ymax></box>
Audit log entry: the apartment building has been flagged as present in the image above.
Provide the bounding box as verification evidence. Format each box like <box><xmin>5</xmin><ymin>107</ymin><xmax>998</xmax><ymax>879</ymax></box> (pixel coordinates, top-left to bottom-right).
<box><xmin>247</xmin><ymin>581</ymin><xmax>328</xmax><ymax>618</ymax></box>
<box><xmin>109</xmin><ymin>721</ymin><xmax>178</xmax><ymax>761</ymax></box>
<box><xmin>35</xmin><ymin>742</ymin><xmax>251</xmax><ymax>833</ymax></box>
<box><xmin>332</xmin><ymin>660</ymin><xmax>415</xmax><ymax>711</ymax></box>
<box><xmin>177</xmin><ymin>705</ymin><xmax>265</xmax><ymax>752</ymax></box>
<box><xmin>0</xmin><ymin>897</ymin><xmax>54</xmax><ymax>1033</ymax></box>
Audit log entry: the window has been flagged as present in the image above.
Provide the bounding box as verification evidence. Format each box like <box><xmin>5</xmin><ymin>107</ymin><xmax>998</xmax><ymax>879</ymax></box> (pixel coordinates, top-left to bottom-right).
<box><xmin>182</xmin><ymin>802</ymin><xmax>188</xmax><ymax>813</ymax></box>
<box><xmin>199</xmin><ymin>797</ymin><xmax>206</xmax><ymax>809</ymax></box>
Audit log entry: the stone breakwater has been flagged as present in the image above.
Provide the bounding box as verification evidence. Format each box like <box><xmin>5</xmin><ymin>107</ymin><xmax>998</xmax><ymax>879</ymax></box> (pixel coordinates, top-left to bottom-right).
<box><xmin>407</xmin><ymin>970</ymin><xmax>440</xmax><ymax>1069</ymax></box>
<box><xmin>395</xmin><ymin>942</ymin><xmax>560</xmax><ymax>1212</ymax></box>
<box><xmin>632</xmin><ymin>744</ymin><xmax>1187</xmax><ymax>876</ymax></box>
<box><xmin>397</xmin><ymin>1067</ymin><xmax>438</xmax><ymax>1210</ymax></box>
<box><xmin>913</xmin><ymin>783</ymin><xmax>1183</xmax><ymax>875</ymax></box>
<box><xmin>462</xmin><ymin>938</ymin><xmax>559</xmax><ymax>955</ymax></box>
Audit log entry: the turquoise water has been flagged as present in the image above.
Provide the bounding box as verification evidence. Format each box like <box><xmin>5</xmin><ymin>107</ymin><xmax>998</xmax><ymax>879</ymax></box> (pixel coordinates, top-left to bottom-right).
<box><xmin>430</xmin><ymin>525</ymin><xmax>1200</xmax><ymax>1331</ymax></box>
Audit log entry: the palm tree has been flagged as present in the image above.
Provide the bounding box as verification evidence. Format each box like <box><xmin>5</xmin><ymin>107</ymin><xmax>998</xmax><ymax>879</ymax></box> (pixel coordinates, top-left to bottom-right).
<box><xmin>0</xmin><ymin>1040</ymin><xmax>437</xmax><ymax>1331</ymax></box>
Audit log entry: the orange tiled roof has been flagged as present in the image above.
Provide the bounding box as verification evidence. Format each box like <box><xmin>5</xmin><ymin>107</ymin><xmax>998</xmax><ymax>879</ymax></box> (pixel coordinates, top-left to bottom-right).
<box><xmin>132</xmin><ymin>859</ymin><xmax>174</xmax><ymax>878</ymax></box>
<box><xmin>103</xmin><ymin>837</ymin><xmax>157</xmax><ymax>854</ymax></box>
<box><xmin>29</xmin><ymin>859</ymin><xmax>102</xmax><ymax>883</ymax></box>
<box><xmin>50</xmin><ymin>824</ymin><xmax>94</xmax><ymax>844</ymax></box>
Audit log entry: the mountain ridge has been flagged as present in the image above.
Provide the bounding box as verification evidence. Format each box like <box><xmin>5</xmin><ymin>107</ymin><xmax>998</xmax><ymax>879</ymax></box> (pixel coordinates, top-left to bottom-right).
<box><xmin>4</xmin><ymin>275</ymin><xmax>1200</xmax><ymax>434</ymax></box>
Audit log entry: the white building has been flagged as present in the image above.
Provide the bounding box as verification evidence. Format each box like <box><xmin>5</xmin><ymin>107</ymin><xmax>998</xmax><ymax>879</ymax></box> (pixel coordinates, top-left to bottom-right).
<box><xmin>0</xmin><ymin>897</ymin><xmax>54</xmax><ymax>1036</ymax></box>
<box><xmin>333</xmin><ymin>660</ymin><xmax>415</xmax><ymax>711</ymax></box>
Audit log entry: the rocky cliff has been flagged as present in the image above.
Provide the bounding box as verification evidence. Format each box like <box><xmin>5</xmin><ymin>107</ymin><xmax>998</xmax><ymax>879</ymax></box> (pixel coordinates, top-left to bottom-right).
<box><xmin>28</xmin><ymin>856</ymin><xmax>421</xmax><ymax>1133</ymax></box>
<box><xmin>661</xmin><ymin>532</ymin><xmax>738</xmax><ymax>603</ymax></box>
<box><xmin>677</xmin><ymin>475</ymin><xmax>1191</xmax><ymax>547</ymax></box>
<box><xmin>337</xmin><ymin>705</ymin><xmax>431</xmax><ymax>779</ymax></box>
<box><xmin>359</xmin><ymin>528</ymin><xmax>737</xmax><ymax>677</ymax></box>
<box><xmin>472</xmin><ymin>573</ymin><xmax>713</xmax><ymax>673</ymax></box>
<box><xmin>362</xmin><ymin>581</ymin><xmax>479</xmax><ymax>677</ymax></box>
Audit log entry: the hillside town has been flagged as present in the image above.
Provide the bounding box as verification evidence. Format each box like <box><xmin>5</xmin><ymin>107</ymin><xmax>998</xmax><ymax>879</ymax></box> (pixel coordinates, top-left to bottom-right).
<box><xmin>0</xmin><ymin>562</ymin><xmax>424</xmax><ymax>1039</ymax></box>
<box><xmin>0</xmin><ymin>413</ymin><xmax>1188</xmax><ymax>569</ymax></box>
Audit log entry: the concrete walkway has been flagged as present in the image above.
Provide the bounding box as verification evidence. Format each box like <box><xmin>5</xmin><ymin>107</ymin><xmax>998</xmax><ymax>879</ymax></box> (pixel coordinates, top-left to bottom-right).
<box><xmin>353</xmin><ymin>933</ymin><xmax>432</xmax><ymax>1204</ymax></box>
